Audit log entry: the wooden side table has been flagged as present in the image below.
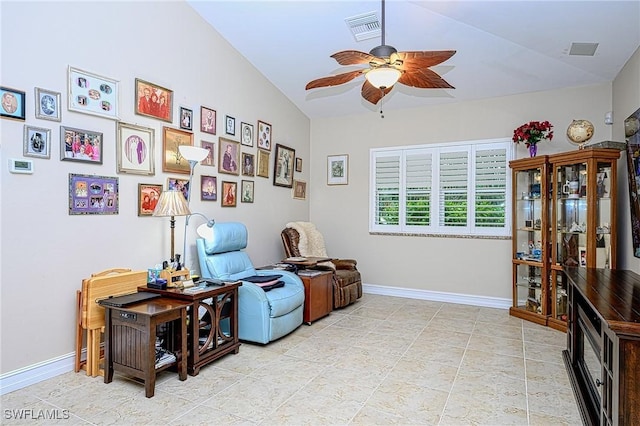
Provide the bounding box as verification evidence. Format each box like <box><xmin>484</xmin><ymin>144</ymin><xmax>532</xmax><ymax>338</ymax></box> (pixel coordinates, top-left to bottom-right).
<box><xmin>298</xmin><ymin>270</ymin><xmax>333</xmax><ymax>324</ymax></box>
<box><xmin>103</xmin><ymin>298</ymin><xmax>189</xmax><ymax>398</ymax></box>
<box><xmin>139</xmin><ymin>281</ymin><xmax>241</xmax><ymax>376</ymax></box>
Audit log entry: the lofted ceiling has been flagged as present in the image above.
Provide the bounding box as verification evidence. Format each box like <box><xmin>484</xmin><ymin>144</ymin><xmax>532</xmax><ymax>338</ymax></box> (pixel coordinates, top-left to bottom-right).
<box><xmin>187</xmin><ymin>1</ymin><xmax>640</xmax><ymax>120</ymax></box>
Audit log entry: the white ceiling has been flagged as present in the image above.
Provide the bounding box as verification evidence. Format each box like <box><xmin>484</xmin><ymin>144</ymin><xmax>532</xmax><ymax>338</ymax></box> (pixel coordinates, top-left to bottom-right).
<box><xmin>188</xmin><ymin>0</ymin><xmax>640</xmax><ymax>120</ymax></box>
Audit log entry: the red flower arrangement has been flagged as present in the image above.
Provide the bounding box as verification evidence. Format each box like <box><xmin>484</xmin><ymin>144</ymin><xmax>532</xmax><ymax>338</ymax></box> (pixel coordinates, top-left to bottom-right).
<box><xmin>512</xmin><ymin>120</ymin><xmax>554</xmax><ymax>147</ymax></box>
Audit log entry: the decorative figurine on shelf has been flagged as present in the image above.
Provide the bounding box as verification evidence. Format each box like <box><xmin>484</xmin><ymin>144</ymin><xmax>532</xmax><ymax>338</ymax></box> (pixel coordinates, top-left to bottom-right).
<box><xmin>175</xmin><ymin>254</ymin><xmax>182</xmax><ymax>271</ymax></box>
<box><xmin>569</xmin><ymin>222</ymin><xmax>586</xmax><ymax>233</ymax></box>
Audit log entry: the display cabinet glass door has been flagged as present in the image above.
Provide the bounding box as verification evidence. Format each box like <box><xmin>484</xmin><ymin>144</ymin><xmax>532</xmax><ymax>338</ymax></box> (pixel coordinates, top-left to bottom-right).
<box><xmin>514</xmin><ymin>264</ymin><xmax>545</xmax><ymax>314</ymax></box>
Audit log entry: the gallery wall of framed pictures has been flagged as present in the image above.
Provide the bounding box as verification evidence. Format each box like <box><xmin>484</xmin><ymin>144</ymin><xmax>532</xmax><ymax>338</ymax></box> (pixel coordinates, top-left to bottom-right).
<box><xmin>4</xmin><ymin>60</ymin><xmax>309</xmax><ymax>215</ymax></box>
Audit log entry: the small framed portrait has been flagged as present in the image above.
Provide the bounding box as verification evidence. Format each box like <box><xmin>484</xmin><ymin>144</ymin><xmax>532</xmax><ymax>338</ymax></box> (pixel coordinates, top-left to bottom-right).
<box><xmin>116</xmin><ymin>122</ymin><xmax>155</xmax><ymax>175</ymax></box>
<box><xmin>327</xmin><ymin>154</ymin><xmax>349</xmax><ymax>185</ymax></box>
<box><xmin>293</xmin><ymin>180</ymin><xmax>307</xmax><ymax>200</ymax></box>
<box><xmin>240</xmin><ymin>122</ymin><xmax>254</xmax><ymax>147</ymax></box>
<box><xmin>61</xmin><ymin>126</ymin><xmax>103</xmax><ymax>164</ymax></box>
<box><xmin>23</xmin><ymin>125</ymin><xmax>51</xmax><ymax>158</ymax></box>
<box><xmin>180</xmin><ymin>107</ymin><xmax>193</xmax><ymax>131</ymax></box>
<box><xmin>200</xmin><ymin>141</ymin><xmax>215</xmax><ymax>166</ymax></box>
<box><xmin>34</xmin><ymin>87</ymin><xmax>61</xmax><ymax>121</ymax></box>
<box><xmin>135</xmin><ymin>78</ymin><xmax>173</xmax><ymax>123</ymax></box>
<box><xmin>200</xmin><ymin>106</ymin><xmax>216</xmax><ymax>135</ymax></box>
<box><xmin>273</xmin><ymin>143</ymin><xmax>296</xmax><ymax>188</ymax></box>
<box><xmin>225</xmin><ymin>115</ymin><xmax>236</xmax><ymax>136</ymax></box>
<box><xmin>257</xmin><ymin>149</ymin><xmax>270</xmax><ymax>178</ymax></box>
<box><xmin>295</xmin><ymin>157</ymin><xmax>303</xmax><ymax>173</ymax></box>
<box><xmin>69</xmin><ymin>173</ymin><xmax>118</xmax><ymax>215</ymax></box>
<box><xmin>242</xmin><ymin>152</ymin><xmax>255</xmax><ymax>176</ymax></box>
<box><xmin>201</xmin><ymin>175</ymin><xmax>217</xmax><ymax>201</ymax></box>
<box><xmin>138</xmin><ymin>183</ymin><xmax>162</xmax><ymax>216</ymax></box>
<box><xmin>221</xmin><ymin>181</ymin><xmax>237</xmax><ymax>207</ymax></box>
<box><xmin>579</xmin><ymin>246</ymin><xmax>587</xmax><ymax>267</ymax></box>
<box><xmin>241</xmin><ymin>180</ymin><xmax>254</xmax><ymax>203</ymax></box>
<box><xmin>218</xmin><ymin>137</ymin><xmax>240</xmax><ymax>176</ymax></box>
<box><xmin>162</xmin><ymin>126</ymin><xmax>194</xmax><ymax>174</ymax></box>
<box><xmin>167</xmin><ymin>177</ymin><xmax>190</xmax><ymax>200</ymax></box>
<box><xmin>0</xmin><ymin>86</ymin><xmax>26</xmax><ymax>121</ymax></box>
<box><xmin>68</xmin><ymin>67</ymin><xmax>119</xmax><ymax>120</ymax></box>
<box><xmin>257</xmin><ymin>120</ymin><xmax>272</xmax><ymax>151</ymax></box>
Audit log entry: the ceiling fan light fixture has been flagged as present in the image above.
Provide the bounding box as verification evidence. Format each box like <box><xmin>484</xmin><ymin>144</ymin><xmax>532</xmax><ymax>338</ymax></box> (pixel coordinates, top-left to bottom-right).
<box><xmin>365</xmin><ymin>66</ymin><xmax>401</xmax><ymax>89</ymax></box>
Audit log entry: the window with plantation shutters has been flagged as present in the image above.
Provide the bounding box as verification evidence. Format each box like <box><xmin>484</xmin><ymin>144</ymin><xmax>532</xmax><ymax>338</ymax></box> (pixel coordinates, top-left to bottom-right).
<box><xmin>370</xmin><ymin>139</ymin><xmax>512</xmax><ymax>237</ymax></box>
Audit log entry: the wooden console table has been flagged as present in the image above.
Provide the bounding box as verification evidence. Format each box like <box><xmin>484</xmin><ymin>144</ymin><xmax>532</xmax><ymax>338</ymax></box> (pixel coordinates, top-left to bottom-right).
<box><xmin>140</xmin><ymin>282</ymin><xmax>241</xmax><ymax>376</ymax></box>
<box><xmin>563</xmin><ymin>267</ymin><xmax>640</xmax><ymax>426</ymax></box>
<box><xmin>298</xmin><ymin>270</ymin><xmax>333</xmax><ymax>324</ymax></box>
<box><xmin>103</xmin><ymin>297</ymin><xmax>189</xmax><ymax>398</ymax></box>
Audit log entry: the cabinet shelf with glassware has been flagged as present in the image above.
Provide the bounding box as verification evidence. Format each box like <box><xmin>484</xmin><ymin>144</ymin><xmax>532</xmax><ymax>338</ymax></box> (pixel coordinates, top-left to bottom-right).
<box><xmin>548</xmin><ymin>149</ymin><xmax>620</xmax><ymax>332</ymax></box>
<box><xmin>509</xmin><ymin>156</ymin><xmax>550</xmax><ymax>325</ymax></box>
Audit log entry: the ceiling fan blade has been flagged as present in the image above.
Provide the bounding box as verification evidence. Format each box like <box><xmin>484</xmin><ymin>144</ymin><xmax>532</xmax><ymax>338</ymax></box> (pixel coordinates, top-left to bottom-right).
<box><xmin>361</xmin><ymin>80</ymin><xmax>393</xmax><ymax>105</ymax></box>
<box><xmin>305</xmin><ymin>70</ymin><xmax>364</xmax><ymax>90</ymax></box>
<box><xmin>398</xmin><ymin>68</ymin><xmax>454</xmax><ymax>89</ymax></box>
<box><xmin>396</xmin><ymin>50</ymin><xmax>456</xmax><ymax>70</ymax></box>
<box><xmin>331</xmin><ymin>50</ymin><xmax>384</xmax><ymax>66</ymax></box>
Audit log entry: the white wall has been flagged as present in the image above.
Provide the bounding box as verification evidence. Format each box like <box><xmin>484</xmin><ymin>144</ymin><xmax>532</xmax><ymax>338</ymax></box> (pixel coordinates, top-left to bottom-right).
<box><xmin>613</xmin><ymin>47</ymin><xmax>640</xmax><ymax>271</ymax></box>
<box><xmin>309</xmin><ymin>84</ymin><xmax>615</xmax><ymax>299</ymax></box>
<box><xmin>0</xmin><ymin>1</ymin><xmax>310</xmax><ymax>374</ymax></box>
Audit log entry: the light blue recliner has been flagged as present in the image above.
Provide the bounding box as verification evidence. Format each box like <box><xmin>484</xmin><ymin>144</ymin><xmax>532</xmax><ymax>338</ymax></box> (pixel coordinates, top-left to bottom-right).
<box><xmin>196</xmin><ymin>222</ymin><xmax>304</xmax><ymax>344</ymax></box>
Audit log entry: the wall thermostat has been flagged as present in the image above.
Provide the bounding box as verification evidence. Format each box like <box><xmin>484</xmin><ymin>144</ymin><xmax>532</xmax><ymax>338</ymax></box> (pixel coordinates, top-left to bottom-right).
<box><xmin>9</xmin><ymin>158</ymin><xmax>34</xmax><ymax>174</ymax></box>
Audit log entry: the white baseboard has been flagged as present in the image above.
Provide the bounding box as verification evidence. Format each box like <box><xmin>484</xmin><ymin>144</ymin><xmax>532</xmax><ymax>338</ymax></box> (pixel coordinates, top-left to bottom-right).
<box><xmin>1</xmin><ymin>285</ymin><xmax>509</xmax><ymax>396</ymax></box>
<box><xmin>362</xmin><ymin>283</ymin><xmax>511</xmax><ymax>309</ymax></box>
<box><xmin>0</xmin><ymin>351</ymin><xmax>79</xmax><ymax>396</ymax></box>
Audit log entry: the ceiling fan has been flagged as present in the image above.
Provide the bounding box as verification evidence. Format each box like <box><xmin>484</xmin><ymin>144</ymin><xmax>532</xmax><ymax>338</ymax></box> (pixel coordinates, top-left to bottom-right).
<box><xmin>305</xmin><ymin>0</ymin><xmax>456</xmax><ymax>108</ymax></box>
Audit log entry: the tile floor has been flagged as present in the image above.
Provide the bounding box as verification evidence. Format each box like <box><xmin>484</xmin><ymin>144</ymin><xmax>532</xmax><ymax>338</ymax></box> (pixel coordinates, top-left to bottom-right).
<box><xmin>1</xmin><ymin>293</ymin><xmax>582</xmax><ymax>425</ymax></box>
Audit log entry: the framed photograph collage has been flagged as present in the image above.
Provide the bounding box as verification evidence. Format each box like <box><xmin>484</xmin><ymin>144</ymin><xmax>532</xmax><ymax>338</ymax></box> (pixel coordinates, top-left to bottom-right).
<box><xmin>11</xmin><ymin>64</ymin><xmax>306</xmax><ymax>214</ymax></box>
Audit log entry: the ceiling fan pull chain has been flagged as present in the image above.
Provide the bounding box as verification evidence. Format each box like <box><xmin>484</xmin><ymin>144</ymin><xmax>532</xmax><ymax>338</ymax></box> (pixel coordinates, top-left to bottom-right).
<box><xmin>379</xmin><ymin>88</ymin><xmax>385</xmax><ymax>118</ymax></box>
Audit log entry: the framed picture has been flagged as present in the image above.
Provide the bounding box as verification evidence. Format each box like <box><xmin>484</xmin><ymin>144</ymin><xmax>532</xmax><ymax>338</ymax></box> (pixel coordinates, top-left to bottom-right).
<box><xmin>138</xmin><ymin>183</ymin><xmax>162</xmax><ymax>216</ymax></box>
<box><xmin>69</xmin><ymin>173</ymin><xmax>118</xmax><ymax>215</ymax></box>
<box><xmin>327</xmin><ymin>154</ymin><xmax>349</xmax><ymax>185</ymax></box>
<box><xmin>240</xmin><ymin>122</ymin><xmax>253</xmax><ymax>147</ymax></box>
<box><xmin>135</xmin><ymin>78</ymin><xmax>172</xmax><ymax>122</ymax></box>
<box><xmin>34</xmin><ymin>87</ymin><xmax>61</xmax><ymax>121</ymax></box>
<box><xmin>218</xmin><ymin>137</ymin><xmax>240</xmax><ymax>175</ymax></box>
<box><xmin>162</xmin><ymin>126</ymin><xmax>193</xmax><ymax>174</ymax></box>
<box><xmin>257</xmin><ymin>120</ymin><xmax>272</xmax><ymax>151</ymax></box>
<box><xmin>295</xmin><ymin>157</ymin><xmax>303</xmax><ymax>173</ymax></box>
<box><xmin>23</xmin><ymin>125</ymin><xmax>51</xmax><ymax>158</ymax></box>
<box><xmin>225</xmin><ymin>115</ymin><xmax>235</xmax><ymax>136</ymax></box>
<box><xmin>200</xmin><ymin>106</ymin><xmax>216</xmax><ymax>135</ymax></box>
<box><xmin>179</xmin><ymin>107</ymin><xmax>193</xmax><ymax>131</ymax></box>
<box><xmin>68</xmin><ymin>66</ymin><xmax>118</xmax><ymax>120</ymax></box>
<box><xmin>257</xmin><ymin>149</ymin><xmax>270</xmax><ymax>178</ymax></box>
<box><xmin>579</xmin><ymin>246</ymin><xmax>587</xmax><ymax>267</ymax></box>
<box><xmin>201</xmin><ymin>141</ymin><xmax>215</xmax><ymax>166</ymax></box>
<box><xmin>241</xmin><ymin>180</ymin><xmax>254</xmax><ymax>203</ymax></box>
<box><xmin>116</xmin><ymin>122</ymin><xmax>155</xmax><ymax>175</ymax></box>
<box><xmin>0</xmin><ymin>86</ymin><xmax>26</xmax><ymax>121</ymax></box>
<box><xmin>201</xmin><ymin>175</ymin><xmax>217</xmax><ymax>201</ymax></box>
<box><xmin>293</xmin><ymin>180</ymin><xmax>307</xmax><ymax>200</ymax></box>
<box><xmin>221</xmin><ymin>181</ymin><xmax>237</xmax><ymax>207</ymax></box>
<box><xmin>242</xmin><ymin>152</ymin><xmax>255</xmax><ymax>176</ymax></box>
<box><xmin>273</xmin><ymin>143</ymin><xmax>295</xmax><ymax>188</ymax></box>
<box><xmin>625</xmin><ymin>107</ymin><xmax>640</xmax><ymax>257</ymax></box>
<box><xmin>61</xmin><ymin>126</ymin><xmax>103</xmax><ymax>164</ymax></box>
<box><xmin>168</xmin><ymin>177</ymin><xmax>190</xmax><ymax>200</ymax></box>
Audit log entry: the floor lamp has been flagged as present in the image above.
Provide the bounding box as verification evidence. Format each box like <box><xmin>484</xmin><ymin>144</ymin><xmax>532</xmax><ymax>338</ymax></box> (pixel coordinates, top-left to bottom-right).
<box><xmin>178</xmin><ymin>145</ymin><xmax>212</xmax><ymax>271</ymax></box>
<box><xmin>152</xmin><ymin>190</ymin><xmax>191</xmax><ymax>262</ymax></box>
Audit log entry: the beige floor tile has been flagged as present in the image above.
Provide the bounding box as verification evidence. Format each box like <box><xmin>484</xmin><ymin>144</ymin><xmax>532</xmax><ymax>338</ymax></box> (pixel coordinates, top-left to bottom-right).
<box><xmin>2</xmin><ymin>294</ymin><xmax>584</xmax><ymax>426</ymax></box>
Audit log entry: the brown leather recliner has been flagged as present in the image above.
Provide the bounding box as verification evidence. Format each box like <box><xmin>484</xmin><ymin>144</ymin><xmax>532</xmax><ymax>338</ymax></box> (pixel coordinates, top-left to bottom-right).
<box><xmin>281</xmin><ymin>226</ymin><xmax>362</xmax><ymax>309</ymax></box>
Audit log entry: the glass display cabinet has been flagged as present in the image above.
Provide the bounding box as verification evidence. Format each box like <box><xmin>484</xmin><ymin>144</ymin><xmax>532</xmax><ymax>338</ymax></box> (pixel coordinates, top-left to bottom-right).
<box><xmin>548</xmin><ymin>149</ymin><xmax>619</xmax><ymax>331</ymax></box>
<box><xmin>510</xmin><ymin>156</ymin><xmax>550</xmax><ymax>325</ymax></box>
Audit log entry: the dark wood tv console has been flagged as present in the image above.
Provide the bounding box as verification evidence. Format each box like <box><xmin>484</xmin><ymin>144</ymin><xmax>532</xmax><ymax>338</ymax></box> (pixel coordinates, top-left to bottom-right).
<box><xmin>563</xmin><ymin>267</ymin><xmax>640</xmax><ymax>426</ymax></box>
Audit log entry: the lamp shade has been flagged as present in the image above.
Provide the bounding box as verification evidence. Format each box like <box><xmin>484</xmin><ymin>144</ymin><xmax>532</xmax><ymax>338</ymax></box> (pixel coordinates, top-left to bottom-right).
<box><xmin>153</xmin><ymin>190</ymin><xmax>191</xmax><ymax>217</ymax></box>
<box><xmin>365</xmin><ymin>66</ymin><xmax>401</xmax><ymax>89</ymax></box>
<box><xmin>179</xmin><ymin>145</ymin><xmax>209</xmax><ymax>162</ymax></box>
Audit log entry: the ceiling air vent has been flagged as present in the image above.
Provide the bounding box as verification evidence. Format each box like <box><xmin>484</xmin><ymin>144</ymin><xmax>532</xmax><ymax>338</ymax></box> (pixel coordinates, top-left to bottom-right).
<box><xmin>569</xmin><ymin>42</ymin><xmax>599</xmax><ymax>56</ymax></box>
<box><xmin>345</xmin><ymin>11</ymin><xmax>380</xmax><ymax>42</ymax></box>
